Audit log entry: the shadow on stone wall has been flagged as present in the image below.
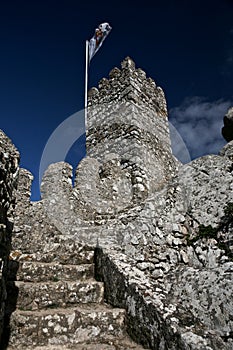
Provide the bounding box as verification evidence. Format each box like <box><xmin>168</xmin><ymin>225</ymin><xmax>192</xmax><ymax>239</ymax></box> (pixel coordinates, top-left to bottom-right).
<box><xmin>0</xmin><ymin>261</ymin><xmax>19</xmax><ymax>349</ymax></box>
<box><xmin>0</xmin><ymin>130</ymin><xmax>19</xmax><ymax>347</ymax></box>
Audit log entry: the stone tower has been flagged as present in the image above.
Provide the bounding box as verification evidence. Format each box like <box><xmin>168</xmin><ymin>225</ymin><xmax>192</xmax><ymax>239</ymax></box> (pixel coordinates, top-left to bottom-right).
<box><xmin>69</xmin><ymin>57</ymin><xmax>178</xmax><ymax>223</ymax></box>
<box><xmin>86</xmin><ymin>56</ymin><xmax>178</xmax><ymax>194</ymax></box>
<box><xmin>41</xmin><ymin>57</ymin><xmax>179</xmax><ymax>243</ymax></box>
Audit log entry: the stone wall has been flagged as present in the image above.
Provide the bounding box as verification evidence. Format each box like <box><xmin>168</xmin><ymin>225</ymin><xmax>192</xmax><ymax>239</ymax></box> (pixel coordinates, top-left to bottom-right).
<box><xmin>41</xmin><ymin>57</ymin><xmax>180</xmax><ymax>243</ymax></box>
<box><xmin>11</xmin><ymin>167</ymin><xmax>94</xmax><ymax>265</ymax></box>
<box><xmin>95</xmin><ymin>247</ymin><xmax>229</xmax><ymax>350</ymax></box>
<box><xmin>7</xmin><ymin>58</ymin><xmax>233</xmax><ymax>349</ymax></box>
<box><xmin>87</xmin><ymin>56</ymin><xmax>167</xmax><ymax>117</ymax></box>
<box><xmin>0</xmin><ymin>130</ymin><xmax>19</xmax><ymax>342</ymax></box>
<box><xmin>38</xmin><ymin>58</ymin><xmax>233</xmax><ymax>349</ymax></box>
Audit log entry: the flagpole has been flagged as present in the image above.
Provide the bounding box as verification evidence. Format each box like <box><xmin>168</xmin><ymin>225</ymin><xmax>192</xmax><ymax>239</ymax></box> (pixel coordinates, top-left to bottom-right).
<box><xmin>84</xmin><ymin>40</ymin><xmax>89</xmax><ymax>131</ymax></box>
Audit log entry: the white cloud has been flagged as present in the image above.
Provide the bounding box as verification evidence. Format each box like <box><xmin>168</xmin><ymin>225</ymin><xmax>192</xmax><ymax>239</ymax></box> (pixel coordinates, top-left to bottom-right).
<box><xmin>169</xmin><ymin>97</ymin><xmax>232</xmax><ymax>161</ymax></box>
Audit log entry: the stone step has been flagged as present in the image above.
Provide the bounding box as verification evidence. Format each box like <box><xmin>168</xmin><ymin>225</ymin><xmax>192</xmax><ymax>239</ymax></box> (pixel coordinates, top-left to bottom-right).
<box><xmin>7</xmin><ymin>336</ymin><xmax>148</xmax><ymax>349</ymax></box>
<box><xmin>8</xmin><ymin>261</ymin><xmax>94</xmax><ymax>282</ymax></box>
<box><xmin>7</xmin><ymin>280</ymin><xmax>104</xmax><ymax>311</ymax></box>
<box><xmin>11</xmin><ymin>235</ymin><xmax>96</xmax><ymax>265</ymax></box>
<box><xmin>10</xmin><ymin>245</ymin><xmax>95</xmax><ymax>265</ymax></box>
<box><xmin>8</xmin><ymin>305</ymin><xmax>126</xmax><ymax>348</ymax></box>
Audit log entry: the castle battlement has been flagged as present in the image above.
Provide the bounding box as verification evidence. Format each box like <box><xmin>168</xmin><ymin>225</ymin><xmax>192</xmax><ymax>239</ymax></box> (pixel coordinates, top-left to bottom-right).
<box><xmin>0</xmin><ymin>58</ymin><xmax>233</xmax><ymax>350</ymax></box>
<box><xmin>88</xmin><ymin>57</ymin><xmax>167</xmax><ymax>117</ymax></box>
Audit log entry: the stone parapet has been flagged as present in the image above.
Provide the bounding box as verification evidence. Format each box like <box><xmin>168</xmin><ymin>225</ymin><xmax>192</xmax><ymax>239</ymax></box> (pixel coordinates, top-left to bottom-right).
<box><xmin>95</xmin><ymin>247</ymin><xmax>231</xmax><ymax>350</ymax></box>
<box><xmin>0</xmin><ymin>130</ymin><xmax>19</xmax><ymax>343</ymax></box>
<box><xmin>88</xmin><ymin>57</ymin><xmax>167</xmax><ymax>117</ymax></box>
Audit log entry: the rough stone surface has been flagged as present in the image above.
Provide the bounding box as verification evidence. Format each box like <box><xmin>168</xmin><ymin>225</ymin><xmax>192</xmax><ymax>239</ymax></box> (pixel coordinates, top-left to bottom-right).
<box><xmin>1</xmin><ymin>57</ymin><xmax>233</xmax><ymax>349</ymax></box>
<box><xmin>222</xmin><ymin>106</ymin><xmax>233</xmax><ymax>142</ymax></box>
<box><xmin>40</xmin><ymin>57</ymin><xmax>180</xmax><ymax>247</ymax></box>
<box><xmin>88</xmin><ymin>56</ymin><xmax>168</xmax><ymax>117</ymax></box>
<box><xmin>2</xmin><ymin>161</ymin><xmax>147</xmax><ymax>349</ymax></box>
<box><xmin>219</xmin><ymin>139</ymin><xmax>233</xmax><ymax>160</ymax></box>
<box><xmin>7</xmin><ymin>335</ymin><xmax>146</xmax><ymax>349</ymax></box>
<box><xmin>9</xmin><ymin>306</ymin><xmax>126</xmax><ymax>347</ymax></box>
<box><xmin>95</xmin><ymin>247</ymin><xmax>232</xmax><ymax>350</ymax></box>
<box><xmin>0</xmin><ymin>130</ymin><xmax>19</xmax><ymax>343</ymax></box>
<box><xmin>8</xmin><ymin>279</ymin><xmax>104</xmax><ymax>310</ymax></box>
<box><xmin>8</xmin><ymin>261</ymin><xmax>94</xmax><ymax>282</ymax></box>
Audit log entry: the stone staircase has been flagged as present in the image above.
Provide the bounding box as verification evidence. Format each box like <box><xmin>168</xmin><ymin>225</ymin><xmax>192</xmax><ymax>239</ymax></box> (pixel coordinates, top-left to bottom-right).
<box><xmin>3</xmin><ymin>237</ymin><xmax>147</xmax><ymax>349</ymax></box>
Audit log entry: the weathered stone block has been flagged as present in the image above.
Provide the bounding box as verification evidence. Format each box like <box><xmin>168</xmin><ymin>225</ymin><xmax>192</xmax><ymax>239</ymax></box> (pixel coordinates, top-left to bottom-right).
<box><xmin>7</xmin><ymin>279</ymin><xmax>104</xmax><ymax>311</ymax></box>
<box><xmin>9</xmin><ymin>306</ymin><xmax>126</xmax><ymax>347</ymax></box>
<box><xmin>8</xmin><ymin>261</ymin><xmax>94</xmax><ymax>282</ymax></box>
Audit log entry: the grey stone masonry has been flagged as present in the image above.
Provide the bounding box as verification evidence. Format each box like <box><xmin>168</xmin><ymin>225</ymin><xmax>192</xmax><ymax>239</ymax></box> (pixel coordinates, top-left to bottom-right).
<box><xmin>0</xmin><ymin>130</ymin><xmax>19</xmax><ymax>344</ymax></box>
<box><xmin>41</xmin><ymin>57</ymin><xmax>180</xmax><ymax>243</ymax></box>
<box><xmin>88</xmin><ymin>56</ymin><xmax>167</xmax><ymax>117</ymax></box>
<box><xmin>5</xmin><ymin>168</ymin><xmax>148</xmax><ymax>349</ymax></box>
<box><xmin>2</xmin><ymin>57</ymin><xmax>233</xmax><ymax>349</ymax></box>
<box><xmin>40</xmin><ymin>58</ymin><xmax>232</xmax><ymax>349</ymax></box>
<box><xmin>86</xmin><ymin>57</ymin><xmax>176</xmax><ymax>179</ymax></box>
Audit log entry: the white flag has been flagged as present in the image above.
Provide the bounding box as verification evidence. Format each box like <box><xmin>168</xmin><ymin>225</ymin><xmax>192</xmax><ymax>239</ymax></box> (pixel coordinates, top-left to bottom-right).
<box><xmin>89</xmin><ymin>22</ymin><xmax>112</xmax><ymax>62</ymax></box>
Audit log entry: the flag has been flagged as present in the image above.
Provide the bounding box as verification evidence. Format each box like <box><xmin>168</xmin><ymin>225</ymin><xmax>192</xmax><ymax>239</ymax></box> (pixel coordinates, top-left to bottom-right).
<box><xmin>89</xmin><ymin>22</ymin><xmax>112</xmax><ymax>62</ymax></box>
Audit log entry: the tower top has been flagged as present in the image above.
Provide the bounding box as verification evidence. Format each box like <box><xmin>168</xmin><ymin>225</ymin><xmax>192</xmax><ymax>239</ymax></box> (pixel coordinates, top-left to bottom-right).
<box><xmin>88</xmin><ymin>57</ymin><xmax>167</xmax><ymax>116</ymax></box>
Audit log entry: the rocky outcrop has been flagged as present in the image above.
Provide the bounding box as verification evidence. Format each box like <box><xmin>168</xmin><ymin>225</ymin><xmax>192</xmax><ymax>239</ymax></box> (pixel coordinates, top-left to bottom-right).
<box><xmin>0</xmin><ymin>130</ymin><xmax>19</xmax><ymax>344</ymax></box>
<box><xmin>222</xmin><ymin>107</ymin><xmax>233</xmax><ymax>142</ymax></box>
<box><xmin>93</xmin><ymin>149</ymin><xmax>233</xmax><ymax>349</ymax></box>
<box><xmin>95</xmin><ymin>247</ymin><xmax>232</xmax><ymax>350</ymax></box>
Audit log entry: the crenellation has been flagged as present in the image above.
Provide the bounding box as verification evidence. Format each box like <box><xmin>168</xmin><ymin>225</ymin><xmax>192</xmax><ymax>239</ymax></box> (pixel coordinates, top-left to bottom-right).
<box><xmin>88</xmin><ymin>57</ymin><xmax>167</xmax><ymax>116</ymax></box>
<box><xmin>136</xmin><ymin>68</ymin><xmax>147</xmax><ymax>80</ymax></box>
<box><xmin>109</xmin><ymin>66</ymin><xmax>121</xmax><ymax>79</ymax></box>
<box><xmin>88</xmin><ymin>86</ymin><xmax>99</xmax><ymax>98</ymax></box>
<box><xmin>121</xmin><ymin>56</ymin><xmax>136</xmax><ymax>71</ymax></box>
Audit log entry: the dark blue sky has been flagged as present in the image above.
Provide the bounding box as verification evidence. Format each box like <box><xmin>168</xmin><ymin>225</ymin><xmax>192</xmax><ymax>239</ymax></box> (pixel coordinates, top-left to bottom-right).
<box><xmin>0</xmin><ymin>0</ymin><xmax>232</xmax><ymax>200</ymax></box>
